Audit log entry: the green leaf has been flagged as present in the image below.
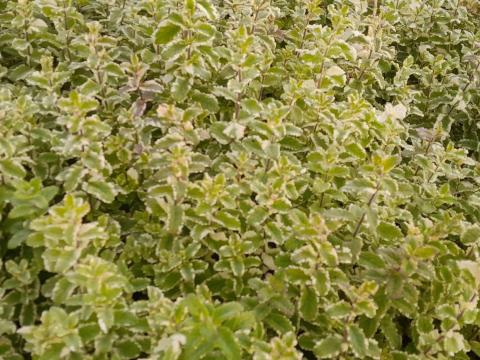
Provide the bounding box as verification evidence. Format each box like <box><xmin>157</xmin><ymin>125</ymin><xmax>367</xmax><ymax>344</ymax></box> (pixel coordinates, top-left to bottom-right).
<box><xmin>314</xmin><ymin>335</ymin><xmax>343</xmax><ymax>358</ymax></box>
<box><xmin>7</xmin><ymin>229</ymin><xmax>30</xmax><ymax>249</ymax></box>
<box><xmin>413</xmin><ymin>245</ymin><xmax>438</xmax><ymax>259</ymax></box>
<box><xmin>376</xmin><ymin>222</ymin><xmax>402</xmax><ymax>241</ymax></box>
<box><xmin>154</xmin><ymin>23</ymin><xmax>181</xmax><ymax>44</ymax></box>
<box><xmin>0</xmin><ymin>159</ymin><xmax>26</xmax><ymax>179</ymax></box>
<box><xmin>97</xmin><ymin>308</ymin><xmax>115</xmax><ymax>334</ymax></box>
<box><xmin>247</xmin><ymin>207</ymin><xmax>269</xmax><ymax>225</ymax></box>
<box><xmin>326</xmin><ymin>301</ymin><xmax>352</xmax><ymax>319</ymax></box>
<box><xmin>84</xmin><ymin>180</ymin><xmax>117</xmax><ymax>203</ymax></box>
<box><xmin>172</xmin><ymin>76</ymin><xmax>191</xmax><ymax>101</ymax></box>
<box><xmin>213</xmin><ymin>302</ymin><xmax>244</xmax><ymax>323</ymax></box>
<box><xmin>346</xmin><ymin>143</ymin><xmax>367</xmax><ymax>159</ymax></box>
<box><xmin>285</xmin><ymin>267</ymin><xmax>310</xmax><ymax>284</ymax></box>
<box><xmin>116</xmin><ymin>339</ymin><xmax>141</xmax><ymax>359</ymax></box>
<box><xmin>217</xmin><ymin>327</ymin><xmax>241</xmax><ymax>360</ymax></box>
<box><xmin>197</xmin><ymin>0</ymin><xmax>218</xmax><ymax>20</ymax></box>
<box><xmin>382</xmin><ymin>156</ymin><xmax>398</xmax><ymax>173</ymax></box>
<box><xmin>104</xmin><ymin>63</ymin><xmax>125</xmax><ymax>77</ymax></box>
<box><xmin>271</xmin><ymin>198</ymin><xmax>291</xmax><ymax>213</ymax></box>
<box><xmin>230</xmin><ymin>257</ymin><xmax>245</xmax><ymax>277</ymax></box>
<box><xmin>443</xmin><ymin>332</ymin><xmax>466</xmax><ymax>355</ymax></box>
<box><xmin>470</xmin><ymin>340</ymin><xmax>480</xmax><ymax>356</ymax></box>
<box><xmin>167</xmin><ymin>203</ymin><xmax>184</xmax><ymax>234</ymax></box>
<box><xmin>265</xmin><ymin>313</ymin><xmax>294</xmax><ymax>334</ymax></box>
<box><xmin>9</xmin><ymin>205</ymin><xmax>38</xmax><ymax>219</ymax></box>
<box><xmin>299</xmin><ymin>287</ymin><xmax>318</xmax><ymax>321</ymax></box>
<box><xmin>358</xmin><ymin>252</ymin><xmax>385</xmax><ymax>269</ymax></box>
<box><xmin>348</xmin><ymin>324</ymin><xmax>367</xmax><ymax>357</ymax></box>
<box><xmin>214</xmin><ymin>211</ymin><xmax>241</xmax><ymax>231</ymax></box>
<box><xmin>52</xmin><ymin>277</ymin><xmax>76</xmax><ymax>304</ymax></box>
<box><xmin>380</xmin><ymin>316</ymin><xmax>402</xmax><ymax>349</ymax></box>
<box><xmin>191</xmin><ymin>91</ymin><xmax>219</xmax><ymax>112</ymax></box>
<box><xmin>461</xmin><ymin>225</ymin><xmax>480</xmax><ymax>244</ymax></box>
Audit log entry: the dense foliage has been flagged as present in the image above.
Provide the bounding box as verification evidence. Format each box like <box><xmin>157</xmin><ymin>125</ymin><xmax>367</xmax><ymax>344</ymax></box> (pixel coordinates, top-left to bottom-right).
<box><xmin>1</xmin><ymin>0</ymin><xmax>480</xmax><ymax>358</ymax></box>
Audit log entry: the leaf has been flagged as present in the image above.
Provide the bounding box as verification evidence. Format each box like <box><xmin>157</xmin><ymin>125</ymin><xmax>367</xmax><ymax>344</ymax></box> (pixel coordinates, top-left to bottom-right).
<box><xmin>8</xmin><ymin>64</ymin><xmax>32</xmax><ymax>81</ymax></box>
<box><xmin>265</xmin><ymin>313</ymin><xmax>294</xmax><ymax>334</ymax></box>
<box><xmin>326</xmin><ymin>301</ymin><xmax>352</xmax><ymax>319</ymax></box>
<box><xmin>167</xmin><ymin>204</ymin><xmax>184</xmax><ymax>234</ymax></box>
<box><xmin>84</xmin><ymin>180</ymin><xmax>118</xmax><ymax>203</ymax></box>
<box><xmin>346</xmin><ymin>143</ymin><xmax>367</xmax><ymax>159</ymax></box>
<box><xmin>98</xmin><ymin>308</ymin><xmax>114</xmax><ymax>333</ymax></box>
<box><xmin>348</xmin><ymin>324</ymin><xmax>367</xmax><ymax>357</ymax></box>
<box><xmin>197</xmin><ymin>0</ymin><xmax>218</xmax><ymax>20</ymax></box>
<box><xmin>299</xmin><ymin>287</ymin><xmax>318</xmax><ymax>321</ymax></box>
<box><xmin>376</xmin><ymin>222</ymin><xmax>402</xmax><ymax>241</ymax></box>
<box><xmin>382</xmin><ymin>156</ymin><xmax>399</xmax><ymax>173</ymax></box>
<box><xmin>172</xmin><ymin>76</ymin><xmax>191</xmax><ymax>101</ymax></box>
<box><xmin>314</xmin><ymin>335</ymin><xmax>343</xmax><ymax>358</ymax></box>
<box><xmin>9</xmin><ymin>205</ymin><xmax>38</xmax><ymax>219</ymax></box>
<box><xmin>380</xmin><ymin>316</ymin><xmax>402</xmax><ymax>349</ymax></box>
<box><xmin>7</xmin><ymin>229</ymin><xmax>30</xmax><ymax>249</ymax></box>
<box><xmin>413</xmin><ymin>245</ymin><xmax>438</xmax><ymax>259</ymax></box>
<box><xmin>271</xmin><ymin>198</ymin><xmax>291</xmax><ymax>213</ymax></box>
<box><xmin>223</xmin><ymin>122</ymin><xmax>245</xmax><ymax>140</ymax></box>
<box><xmin>104</xmin><ymin>63</ymin><xmax>125</xmax><ymax>77</ymax></box>
<box><xmin>214</xmin><ymin>211</ymin><xmax>241</xmax><ymax>231</ymax></box>
<box><xmin>230</xmin><ymin>257</ymin><xmax>245</xmax><ymax>277</ymax></box>
<box><xmin>443</xmin><ymin>332</ymin><xmax>466</xmax><ymax>355</ymax></box>
<box><xmin>20</xmin><ymin>302</ymin><xmax>36</xmax><ymax>326</ymax></box>
<box><xmin>217</xmin><ymin>327</ymin><xmax>241</xmax><ymax>360</ymax></box>
<box><xmin>344</xmin><ymin>179</ymin><xmax>376</xmax><ymax>192</ymax></box>
<box><xmin>461</xmin><ymin>225</ymin><xmax>480</xmax><ymax>244</ymax></box>
<box><xmin>0</xmin><ymin>159</ymin><xmax>26</xmax><ymax>178</ymax></box>
<box><xmin>191</xmin><ymin>91</ymin><xmax>219</xmax><ymax>112</ymax></box>
<box><xmin>52</xmin><ymin>278</ymin><xmax>76</xmax><ymax>304</ymax></box>
<box><xmin>154</xmin><ymin>23</ymin><xmax>181</xmax><ymax>44</ymax></box>
<box><xmin>213</xmin><ymin>302</ymin><xmax>244</xmax><ymax>323</ymax></box>
<box><xmin>285</xmin><ymin>267</ymin><xmax>310</xmax><ymax>284</ymax></box>
<box><xmin>470</xmin><ymin>340</ymin><xmax>480</xmax><ymax>356</ymax></box>
<box><xmin>358</xmin><ymin>252</ymin><xmax>385</xmax><ymax>269</ymax></box>
<box><xmin>247</xmin><ymin>207</ymin><xmax>269</xmax><ymax>225</ymax></box>
<box><xmin>116</xmin><ymin>339</ymin><xmax>141</xmax><ymax>359</ymax></box>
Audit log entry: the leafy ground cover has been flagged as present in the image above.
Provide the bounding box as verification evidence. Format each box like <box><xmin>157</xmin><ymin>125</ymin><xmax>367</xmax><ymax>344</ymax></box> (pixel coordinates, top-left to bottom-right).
<box><xmin>1</xmin><ymin>0</ymin><xmax>480</xmax><ymax>359</ymax></box>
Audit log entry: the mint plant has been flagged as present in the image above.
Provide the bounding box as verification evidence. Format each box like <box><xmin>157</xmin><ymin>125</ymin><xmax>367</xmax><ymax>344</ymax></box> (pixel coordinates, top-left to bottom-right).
<box><xmin>1</xmin><ymin>0</ymin><xmax>480</xmax><ymax>359</ymax></box>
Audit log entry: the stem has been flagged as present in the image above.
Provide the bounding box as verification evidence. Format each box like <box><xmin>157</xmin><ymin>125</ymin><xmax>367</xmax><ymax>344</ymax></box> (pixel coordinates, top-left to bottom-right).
<box><xmin>426</xmin><ymin>161</ymin><xmax>440</xmax><ymax>183</ymax></box>
<box><xmin>352</xmin><ymin>183</ymin><xmax>380</xmax><ymax>238</ymax></box>
<box><xmin>249</xmin><ymin>0</ymin><xmax>266</xmax><ymax>35</ymax></box>
<box><xmin>319</xmin><ymin>173</ymin><xmax>328</xmax><ymax>208</ymax></box>
<box><xmin>423</xmin><ymin>66</ymin><xmax>436</xmax><ymax>120</ymax></box>
<box><xmin>186</xmin><ymin>29</ymin><xmax>192</xmax><ymax>59</ymax></box>
<box><xmin>63</xmin><ymin>0</ymin><xmax>71</xmax><ymax>61</ymax></box>
<box><xmin>23</xmin><ymin>19</ymin><xmax>31</xmax><ymax>67</ymax></box>
<box><xmin>372</xmin><ymin>0</ymin><xmax>378</xmax><ymax>18</ymax></box>
<box><xmin>262</xmin><ymin>158</ymin><xmax>271</xmax><ymax>182</ymax></box>
<box><xmin>234</xmin><ymin>69</ymin><xmax>242</xmax><ymax>119</ymax></box>
<box><xmin>298</xmin><ymin>11</ymin><xmax>312</xmax><ymax>51</ymax></box>
<box><xmin>258</xmin><ymin>74</ymin><xmax>264</xmax><ymax>101</ymax></box>
<box><xmin>453</xmin><ymin>0</ymin><xmax>460</xmax><ymax>18</ymax></box>
<box><xmin>413</xmin><ymin>136</ymin><xmax>434</xmax><ymax>176</ymax></box>
<box><xmin>357</xmin><ymin>4</ymin><xmax>381</xmax><ymax>83</ymax></box>
<box><xmin>316</xmin><ymin>35</ymin><xmax>335</xmax><ymax>88</ymax></box>
<box><xmin>119</xmin><ymin>0</ymin><xmax>127</xmax><ymax>25</ymax></box>
<box><xmin>96</xmin><ymin>66</ymin><xmax>108</xmax><ymax>106</ymax></box>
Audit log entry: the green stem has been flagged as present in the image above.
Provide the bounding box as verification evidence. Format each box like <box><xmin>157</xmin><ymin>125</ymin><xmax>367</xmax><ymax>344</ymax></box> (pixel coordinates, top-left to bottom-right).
<box><xmin>352</xmin><ymin>183</ymin><xmax>380</xmax><ymax>238</ymax></box>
